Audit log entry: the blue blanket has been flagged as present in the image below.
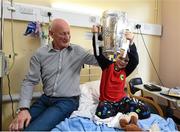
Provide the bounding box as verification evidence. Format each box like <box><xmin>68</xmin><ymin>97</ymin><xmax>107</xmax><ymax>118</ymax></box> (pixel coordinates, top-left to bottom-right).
<box><xmin>51</xmin><ymin>116</ymin><xmax>122</xmax><ymax>131</ymax></box>
<box><xmin>51</xmin><ymin>114</ymin><xmax>178</xmax><ymax>132</ymax></box>
<box><xmin>138</xmin><ymin>114</ymin><xmax>178</xmax><ymax>132</ymax></box>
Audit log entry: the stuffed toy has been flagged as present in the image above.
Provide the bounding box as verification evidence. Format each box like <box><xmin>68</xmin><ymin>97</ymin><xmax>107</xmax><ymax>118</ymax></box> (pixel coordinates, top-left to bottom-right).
<box><xmin>119</xmin><ymin>112</ymin><xmax>142</xmax><ymax>131</ymax></box>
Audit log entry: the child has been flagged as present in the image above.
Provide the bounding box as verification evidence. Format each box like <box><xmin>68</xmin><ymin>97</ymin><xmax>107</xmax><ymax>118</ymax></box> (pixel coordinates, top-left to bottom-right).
<box><xmin>92</xmin><ymin>26</ymin><xmax>150</xmax><ymax>120</ymax></box>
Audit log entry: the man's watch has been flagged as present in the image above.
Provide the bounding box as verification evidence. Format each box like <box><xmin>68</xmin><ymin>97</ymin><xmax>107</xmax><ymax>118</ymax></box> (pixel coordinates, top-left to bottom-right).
<box><xmin>16</xmin><ymin>107</ymin><xmax>29</xmax><ymax>114</ymax></box>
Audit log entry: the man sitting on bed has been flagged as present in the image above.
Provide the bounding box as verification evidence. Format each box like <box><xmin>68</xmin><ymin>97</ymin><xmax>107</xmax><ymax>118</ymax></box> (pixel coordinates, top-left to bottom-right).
<box><xmin>8</xmin><ymin>19</ymin><xmax>98</xmax><ymax>131</ymax></box>
<box><xmin>92</xmin><ymin>26</ymin><xmax>150</xmax><ymax>120</ymax></box>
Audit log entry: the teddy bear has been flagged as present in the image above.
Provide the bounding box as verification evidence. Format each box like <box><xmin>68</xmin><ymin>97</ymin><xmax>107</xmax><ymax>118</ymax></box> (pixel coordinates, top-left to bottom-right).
<box><xmin>119</xmin><ymin>112</ymin><xmax>142</xmax><ymax>131</ymax></box>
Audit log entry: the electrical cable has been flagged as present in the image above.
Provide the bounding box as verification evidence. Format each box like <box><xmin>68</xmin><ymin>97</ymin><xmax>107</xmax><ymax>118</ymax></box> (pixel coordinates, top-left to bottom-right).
<box><xmin>6</xmin><ymin>0</ymin><xmax>16</xmax><ymax>119</ymax></box>
<box><xmin>134</xmin><ymin>27</ymin><xmax>140</xmax><ymax>76</ymax></box>
<box><xmin>137</xmin><ymin>27</ymin><xmax>164</xmax><ymax>86</ymax></box>
<box><xmin>7</xmin><ymin>74</ymin><xmax>15</xmax><ymax>119</ymax></box>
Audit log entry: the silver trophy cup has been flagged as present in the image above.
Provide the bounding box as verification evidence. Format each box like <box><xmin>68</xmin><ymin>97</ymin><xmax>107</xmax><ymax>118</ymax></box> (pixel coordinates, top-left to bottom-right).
<box><xmin>101</xmin><ymin>10</ymin><xmax>130</xmax><ymax>61</ymax></box>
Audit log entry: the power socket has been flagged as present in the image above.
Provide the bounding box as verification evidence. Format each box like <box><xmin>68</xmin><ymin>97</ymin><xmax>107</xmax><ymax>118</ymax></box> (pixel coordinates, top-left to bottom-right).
<box><xmin>135</xmin><ymin>24</ymin><xmax>141</xmax><ymax>29</ymax></box>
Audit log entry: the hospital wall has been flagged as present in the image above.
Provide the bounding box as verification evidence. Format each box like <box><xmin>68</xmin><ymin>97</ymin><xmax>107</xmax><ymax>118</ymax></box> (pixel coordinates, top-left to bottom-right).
<box><xmin>2</xmin><ymin>0</ymin><xmax>162</xmax><ymax>130</ymax></box>
<box><xmin>159</xmin><ymin>0</ymin><xmax>180</xmax><ymax>118</ymax></box>
<box><xmin>160</xmin><ymin>0</ymin><xmax>180</xmax><ymax>88</ymax></box>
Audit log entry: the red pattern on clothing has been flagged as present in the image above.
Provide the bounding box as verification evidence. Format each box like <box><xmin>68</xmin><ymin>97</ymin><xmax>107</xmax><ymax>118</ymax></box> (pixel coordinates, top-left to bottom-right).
<box><xmin>99</xmin><ymin>63</ymin><xmax>127</xmax><ymax>102</ymax></box>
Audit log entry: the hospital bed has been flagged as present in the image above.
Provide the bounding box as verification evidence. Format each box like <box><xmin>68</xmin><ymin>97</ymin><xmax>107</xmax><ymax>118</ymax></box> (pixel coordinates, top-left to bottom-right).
<box><xmin>51</xmin><ymin>80</ymin><xmax>178</xmax><ymax>132</ymax></box>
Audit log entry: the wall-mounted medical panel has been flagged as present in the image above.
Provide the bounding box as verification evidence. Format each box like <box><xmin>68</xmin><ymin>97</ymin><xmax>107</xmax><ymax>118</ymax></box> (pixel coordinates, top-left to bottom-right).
<box><xmin>1</xmin><ymin>1</ymin><xmax>162</xmax><ymax>36</ymax></box>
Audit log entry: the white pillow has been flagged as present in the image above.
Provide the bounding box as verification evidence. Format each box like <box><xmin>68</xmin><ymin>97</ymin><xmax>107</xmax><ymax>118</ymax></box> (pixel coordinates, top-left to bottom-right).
<box><xmin>70</xmin><ymin>80</ymin><xmax>100</xmax><ymax>119</ymax></box>
<box><xmin>79</xmin><ymin>80</ymin><xmax>100</xmax><ymax>104</ymax></box>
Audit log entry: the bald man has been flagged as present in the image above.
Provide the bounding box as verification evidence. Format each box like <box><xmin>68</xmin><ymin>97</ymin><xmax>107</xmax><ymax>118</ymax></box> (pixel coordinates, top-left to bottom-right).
<box><xmin>9</xmin><ymin>18</ymin><xmax>98</xmax><ymax>131</ymax></box>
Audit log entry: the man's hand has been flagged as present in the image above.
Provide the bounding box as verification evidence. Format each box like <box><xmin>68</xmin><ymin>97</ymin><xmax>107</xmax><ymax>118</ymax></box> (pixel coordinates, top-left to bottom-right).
<box><xmin>9</xmin><ymin>110</ymin><xmax>31</xmax><ymax>131</ymax></box>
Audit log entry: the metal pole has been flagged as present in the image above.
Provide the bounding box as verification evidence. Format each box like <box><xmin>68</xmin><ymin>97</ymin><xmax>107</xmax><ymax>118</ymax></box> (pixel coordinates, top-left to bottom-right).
<box><xmin>0</xmin><ymin>0</ymin><xmax>4</xmax><ymax>130</ymax></box>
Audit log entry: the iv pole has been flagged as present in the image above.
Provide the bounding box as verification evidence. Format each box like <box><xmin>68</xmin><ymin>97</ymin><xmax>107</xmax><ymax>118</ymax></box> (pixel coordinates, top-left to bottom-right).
<box><xmin>0</xmin><ymin>0</ymin><xmax>4</xmax><ymax>130</ymax></box>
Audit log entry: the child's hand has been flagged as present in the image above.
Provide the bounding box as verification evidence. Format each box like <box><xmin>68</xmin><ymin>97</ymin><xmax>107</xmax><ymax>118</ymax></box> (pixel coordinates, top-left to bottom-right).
<box><xmin>92</xmin><ymin>25</ymin><xmax>98</xmax><ymax>33</ymax></box>
<box><xmin>125</xmin><ymin>31</ymin><xmax>134</xmax><ymax>44</ymax></box>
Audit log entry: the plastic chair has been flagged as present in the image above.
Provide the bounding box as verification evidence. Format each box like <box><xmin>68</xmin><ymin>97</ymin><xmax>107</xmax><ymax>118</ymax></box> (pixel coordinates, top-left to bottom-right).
<box><xmin>129</xmin><ymin>77</ymin><xmax>143</xmax><ymax>95</ymax></box>
<box><xmin>127</xmin><ymin>78</ymin><xmax>164</xmax><ymax>117</ymax></box>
